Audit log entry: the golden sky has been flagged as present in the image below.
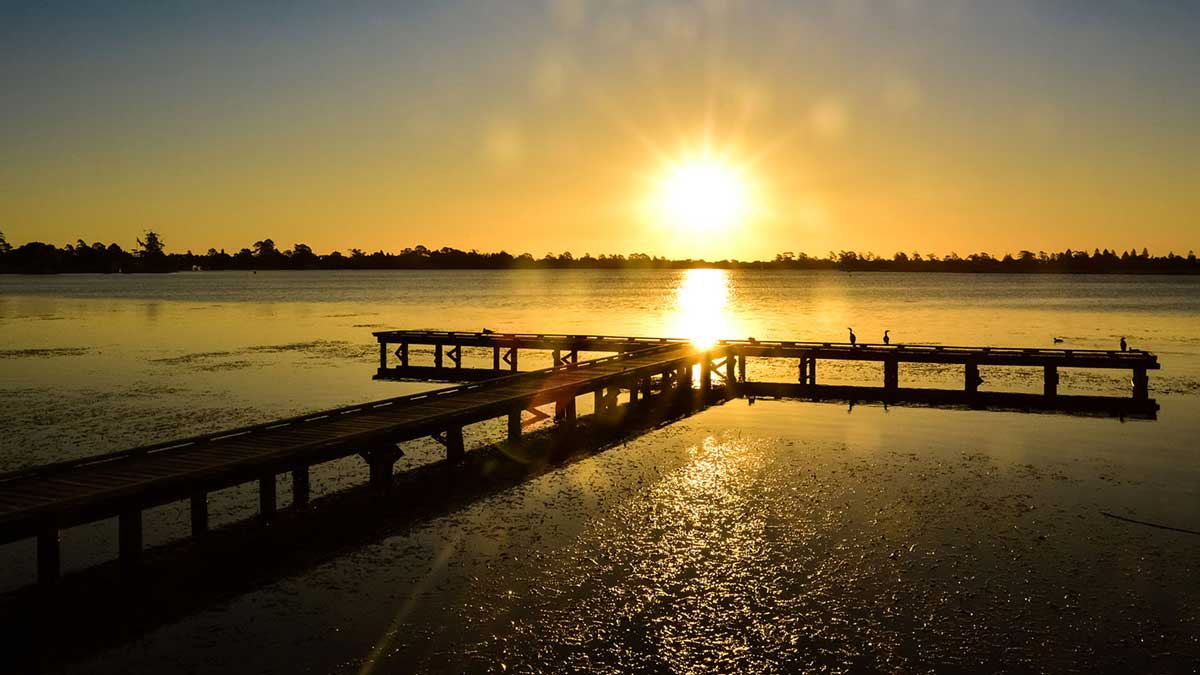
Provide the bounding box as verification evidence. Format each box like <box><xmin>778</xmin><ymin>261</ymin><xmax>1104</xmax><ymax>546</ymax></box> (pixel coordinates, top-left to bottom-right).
<box><xmin>2</xmin><ymin>1</ymin><xmax>1197</xmax><ymax>260</ymax></box>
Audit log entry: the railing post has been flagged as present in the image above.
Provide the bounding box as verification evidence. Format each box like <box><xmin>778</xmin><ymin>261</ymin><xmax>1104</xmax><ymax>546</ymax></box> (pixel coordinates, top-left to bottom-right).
<box><xmin>700</xmin><ymin>354</ymin><xmax>712</xmax><ymax>400</ymax></box>
<box><xmin>1044</xmin><ymin>365</ymin><xmax>1058</xmax><ymax>397</ymax></box>
<box><xmin>379</xmin><ymin>341</ymin><xmax>387</xmax><ymax>371</ymax></box>
<box><xmin>492</xmin><ymin>345</ymin><xmax>500</xmax><ymax>370</ymax></box>
<box><xmin>434</xmin><ymin>343</ymin><xmax>443</xmax><ymax>369</ymax></box>
<box><xmin>738</xmin><ymin>354</ymin><xmax>747</xmax><ymax>383</ymax></box>
<box><xmin>726</xmin><ymin>352</ymin><xmax>737</xmax><ymax>397</ymax></box>
<box><xmin>399</xmin><ymin>342</ymin><xmax>408</xmax><ymax>367</ymax></box>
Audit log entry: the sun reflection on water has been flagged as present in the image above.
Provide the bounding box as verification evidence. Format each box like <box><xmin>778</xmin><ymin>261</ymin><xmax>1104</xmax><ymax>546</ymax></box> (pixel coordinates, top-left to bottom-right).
<box><xmin>670</xmin><ymin>268</ymin><xmax>735</xmax><ymax>348</ymax></box>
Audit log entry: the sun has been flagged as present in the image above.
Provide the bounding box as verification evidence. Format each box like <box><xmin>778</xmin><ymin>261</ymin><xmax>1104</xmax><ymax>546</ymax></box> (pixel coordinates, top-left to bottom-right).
<box><xmin>654</xmin><ymin>153</ymin><xmax>750</xmax><ymax>234</ymax></box>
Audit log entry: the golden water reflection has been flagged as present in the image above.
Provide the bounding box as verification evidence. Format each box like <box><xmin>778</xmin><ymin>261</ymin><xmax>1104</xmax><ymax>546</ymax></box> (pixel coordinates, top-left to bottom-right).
<box><xmin>669</xmin><ymin>268</ymin><xmax>735</xmax><ymax>348</ymax></box>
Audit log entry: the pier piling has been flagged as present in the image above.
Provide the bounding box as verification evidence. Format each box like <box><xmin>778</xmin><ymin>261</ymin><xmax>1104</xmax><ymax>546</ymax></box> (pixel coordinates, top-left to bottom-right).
<box><xmin>190</xmin><ymin>494</ymin><xmax>208</xmax><ymax>535</ymax></box>
<box><xmin>37</xmin><ymin>529</ymin><xmax>60</xmax><ymax>587</ymax></box>
<box><xmin>118</xmin><ymin>511</ymin><xmax>142</xmax><ymax>571</ymax></box>
<box><xmin>259</xmin><ymin>475</ymin><xmax>277</xmax><ymax>521</ymax></box>
<box><xmin>1044</xmin><ymin>366</ymin><xmax>1059</xmax><ymax>397</ymax></box>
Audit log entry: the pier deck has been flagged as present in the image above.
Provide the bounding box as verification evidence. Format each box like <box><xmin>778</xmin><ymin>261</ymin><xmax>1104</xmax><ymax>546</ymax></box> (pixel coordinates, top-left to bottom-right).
<box><xmin>375</xmin><ymin>329</ymin><xmax>1160</xmax><ymax>398</ymax></box>
<box><xmin>1</xmin><ymin>342</ymin><xmax>720</xmax><ymax>586</ymax></box>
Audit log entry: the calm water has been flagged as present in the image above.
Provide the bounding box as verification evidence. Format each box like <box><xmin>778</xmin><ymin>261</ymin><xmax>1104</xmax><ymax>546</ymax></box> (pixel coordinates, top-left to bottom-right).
<box><xmin>2</xmin><ymin>270</ymin><xmax>1198</xmax><ymax>671</ymax></box>
<box><xmin>3</xmin><ymin>270</ymin><xmax>1199</xmax><ymax>470</ymax></box>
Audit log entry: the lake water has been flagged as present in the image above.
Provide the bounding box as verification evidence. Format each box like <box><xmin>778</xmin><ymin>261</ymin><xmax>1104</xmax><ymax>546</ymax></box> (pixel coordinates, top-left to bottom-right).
<box><xmin>2</xmin><ymin>270</ymin><xmax>1198</xmax><ymax>671</ymax></box>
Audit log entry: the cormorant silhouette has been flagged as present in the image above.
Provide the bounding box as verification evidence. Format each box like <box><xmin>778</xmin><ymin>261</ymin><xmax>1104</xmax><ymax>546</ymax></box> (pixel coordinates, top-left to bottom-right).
<box><xmin>481</xmin><ymin>328</ymin><xmax>495</xmax><ymax>334</ymax></box>
<box><xmin>1120</xmin><ymin>336</ymin><xmax>1127</xmax><ymax>352</ymax></box>
<box><xmin>1053</xmin><ymin>337</ymin><xmax>1064</xmax><ymax>344</ymax></box>
<box><xmin>883</xmin><ymin>330</ymin><xmax>890</xmax><ymax>345</ymax></box>
<box><xmin>848</xmin><ymin>327</ymin><xmax>856</xmax><ymax>346</ymax></box>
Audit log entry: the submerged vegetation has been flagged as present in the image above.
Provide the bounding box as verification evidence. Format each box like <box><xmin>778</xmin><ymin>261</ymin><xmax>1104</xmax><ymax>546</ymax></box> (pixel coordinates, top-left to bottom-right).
<box><xmin>0</xmin><ymin>230</ymin><xmax>1197</xmax><ymax>274</ymax></box>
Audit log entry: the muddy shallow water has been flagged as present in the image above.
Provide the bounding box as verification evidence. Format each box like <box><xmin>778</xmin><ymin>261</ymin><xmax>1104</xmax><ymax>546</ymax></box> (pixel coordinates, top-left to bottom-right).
<box><xmin>56</xmin><ymin>401</ymin><xmax>1199</xmax><ymax>674</ymax></box>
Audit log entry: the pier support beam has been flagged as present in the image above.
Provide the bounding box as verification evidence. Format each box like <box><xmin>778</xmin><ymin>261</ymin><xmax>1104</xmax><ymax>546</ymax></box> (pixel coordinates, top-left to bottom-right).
<box><xmin>555</xmin><ymin>395</ymin><xmax>577</xmax><ymax>433</ymax></box>
<box><xmin>260</xmin><ymin>474</ymin><xmax>277</xmax><ymax>521</ymax></box>
<box><xmin>508</xmin><ymin>411</ymin><xmax>522</xmax><ymax>442</ymax></box>
<box><xmin>700</xmin><ymin>356</ymin><xmax>712</xmax><ymax>400</ymax></box>
<box><xmin>884</xmin><ymin>359</ymin><xmax>899</xmax><ymax>391</ymax></box>
<box><xmin>738</xmin><ymin>354</ymin><xmax>747</xmax><ymax>383</ymax></box>
<box><xmin>37</xmin><ymin>528</ymin><xmax>60</xmax><ymax>587</ymax></box>
<box><xmin>190</xmin><ymin>493</ymin><xmax>208</xmax><ymax>535</ymax></box>
<box><xmin>726</xmin><ymin>354</ymin><xmax>737</xmax><ymax>398</ymax></box>
<box><xmin>965</xmin><ymin>363</ymin><xmax>981</xmax><ymax>394</ymax></box>
<box><xmin>292</xmin><ymin>467</ymin><xmax>310</xmax><ymax>508</ymax></box>
<box><xmin>503</xmin><ymin>347</ymin><xmax>518</xmax><ymax>371</ymax></box>
<box><xmin>1044</xmin><ymin>366</ymin><xmax>1059</xmax><ymax>397</ymax></box>
<box><xmin>1132</xmin><ymin>367</ymin><xmax>1149</xmax><ymax>400</ymax></box>
<box><xmin>119</xmin><ymin>510</ymin><xmax>142</xmax><ymax>570</ymax></box>
<box><xmin>363</xmin><ymin>445</ymin><xmax>404</xmax><ymax>493</ymax></box>
<box><xmin>798</xmin><ymin>356</ymin><xmax>817</xmax><ymax>386</ymax></box>
<box><xmin>445</xmin><ymin>427</ymin><xmax>465</xmax><ymax>462</ymax></box>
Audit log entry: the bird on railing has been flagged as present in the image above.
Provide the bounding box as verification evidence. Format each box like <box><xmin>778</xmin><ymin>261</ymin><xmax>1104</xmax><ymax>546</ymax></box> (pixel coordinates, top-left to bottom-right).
<box><xmin>481</xmin><ymin>328</ymin><xmax>495</xmax><ymax>334</ymax></box>
<box><xmin>1052</xmin><ymin>336</ymin><xmax>1064</xmax><ymax>344</ymax></box>
<box><xmin>848</xmin><ymin>327</ymin><xmax>856</xmax><ymax>346</ymax></box>
<box><xmin>1120</xmin><ymin>336</ymin><xmax>1127</xmax><ymax>352</ymax></box>
<box><xmin>883</xmin><ymin>330</ymin><xmax>890</xmax><ymax>345</ymax></box>
<box><xmin>748</xmin><ymin>337</ymin><xmax>757</xmax><ymax>344</ymax></box>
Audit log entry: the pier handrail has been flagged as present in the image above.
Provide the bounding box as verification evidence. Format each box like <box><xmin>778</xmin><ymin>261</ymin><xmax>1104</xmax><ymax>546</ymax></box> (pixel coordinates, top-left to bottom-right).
<box><xmin>0</xmin><ymin>342</ymin><xmax>691</xmax><ymax>485</ymax></box>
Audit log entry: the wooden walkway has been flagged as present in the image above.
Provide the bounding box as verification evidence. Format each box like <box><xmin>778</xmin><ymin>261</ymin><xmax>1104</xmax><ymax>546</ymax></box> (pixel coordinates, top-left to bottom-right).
<box><xmin>1</xmin><ymin>342</ymin><xmax>723</xmax><ymax>586</ymax></box>
<box><xmin>375</xmin><ymin>330</ymin><xmax>1160</xmax><ymax>399</ymax></box>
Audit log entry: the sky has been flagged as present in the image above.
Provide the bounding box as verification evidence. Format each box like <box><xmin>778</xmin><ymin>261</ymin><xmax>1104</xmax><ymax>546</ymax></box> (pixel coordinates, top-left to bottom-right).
<box><xmin>2</xmin><ymin>0</ymin><xmax>1198</xmax><ymax>260</ymax></box>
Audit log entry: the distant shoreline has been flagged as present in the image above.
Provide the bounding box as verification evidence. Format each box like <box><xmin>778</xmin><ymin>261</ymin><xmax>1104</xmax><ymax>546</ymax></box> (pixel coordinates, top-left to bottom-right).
<box><xmin>4</xmin><ymin>267</ymin><xmax>1199</xmax><ymax>276</ymax></box>
<box><xmin>2</xmin><ymin>263</ymin><xmax>1200</xmax><ymax>273</ymax></box>
<box><xmin>1</xmin><ymin>235</ymin><xmax>1197</xmax><ymax>275</ymax></box>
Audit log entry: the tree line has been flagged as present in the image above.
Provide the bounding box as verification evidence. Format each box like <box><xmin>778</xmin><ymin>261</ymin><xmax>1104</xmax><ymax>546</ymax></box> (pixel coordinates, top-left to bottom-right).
<box><xmin>0</xmin><ymin>230</ymin><xmax>1197</xmax><ymax>274</ymax></box>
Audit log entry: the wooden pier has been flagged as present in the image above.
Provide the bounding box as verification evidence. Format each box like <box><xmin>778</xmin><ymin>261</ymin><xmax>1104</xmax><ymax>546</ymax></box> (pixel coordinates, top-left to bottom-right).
<box><xmin>375</xmin><ymin>329</ymin><xmax>1159</xmax><ymax>400</ymax></box>
<box><xmin>0</xmin><ymin>328</ymin><xmax>1159</xmax><ymax>589</ymax></box>
<box><xmin>0</xmin><ymin>342</ymin><xmax>725</xmax><ymax>587</ymax></box>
